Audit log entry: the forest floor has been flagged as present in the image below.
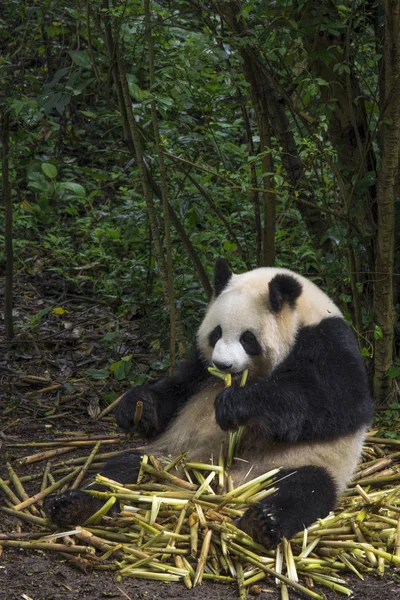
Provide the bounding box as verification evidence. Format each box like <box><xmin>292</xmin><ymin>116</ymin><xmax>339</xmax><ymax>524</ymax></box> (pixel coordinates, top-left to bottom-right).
<box><xmin>1</xmin><ymin>275</ymin><xmax>400</xmax><ymax>600</ymax></box>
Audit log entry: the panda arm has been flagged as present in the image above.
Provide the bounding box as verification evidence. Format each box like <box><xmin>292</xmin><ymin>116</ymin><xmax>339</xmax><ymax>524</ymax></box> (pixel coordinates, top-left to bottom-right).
<box><xmin>149</xmin><ymin>347</ymin><xmax>210</xmax><ymax>422</ymax></box>
<box><xmin>116</xmin><ymin>347</ymin><xmax>209</xmax><ymax>435</ymax></box>
<box><xmin>215</xmin><ymin>318</ymin><xmax>373</xmax><ymax>441</ymax></box>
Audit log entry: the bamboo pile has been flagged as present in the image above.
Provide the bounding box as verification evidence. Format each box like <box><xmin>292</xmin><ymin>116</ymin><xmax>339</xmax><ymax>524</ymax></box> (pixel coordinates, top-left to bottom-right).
<box><xmin>1</xmin><ymin>434</ymin><xmax>400</xmax><ymax>598</ymax></box>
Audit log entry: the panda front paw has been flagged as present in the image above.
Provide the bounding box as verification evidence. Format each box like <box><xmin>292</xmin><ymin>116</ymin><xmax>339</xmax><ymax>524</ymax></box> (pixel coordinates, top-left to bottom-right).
<box><xmin>44</xmin><ymin>490</ymin><xmax>109</xmax><ymax>527</ymax></box>
<box><xmin>214</xmin><ymin>386</ymin><xmax>246</xmax><ymax>431</ymax></box>
<box><xmin>238</xmin><ymin>502</ymin><xmax>283</xmax><ymax>549</ymax></box>
<box><xmin>115</xmin><ymin>386</ymin><xmax>159</xmax><ymax>436</ymax></box>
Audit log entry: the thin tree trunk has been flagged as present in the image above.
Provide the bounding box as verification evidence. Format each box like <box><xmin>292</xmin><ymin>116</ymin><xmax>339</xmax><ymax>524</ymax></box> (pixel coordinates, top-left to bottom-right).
<box><xmin>2</xmin><ymin>110</ymin><xmax>13</xmax><ymax>340</ymax></box>
<box><xmin>148</xmin><ymin>173</ymin><xmax>212</xmax><ymax>300</ymax></box>
<box><xmin>348</xmin><ymin>246</ymin><xmax>363</xmax><ymax>347</ymax></box>
<box><xmin>180</xmin><ymin>167</ymin><xmax>249</xmax><ymax>268</ymax></box>
<box><xmin>241</xmin><ymin>99</ymin><xmax>262</xmax><ymax>266</ymax></box>
<box><xmin>373</xmin><ymin>0</ymin><xmax>400</xmax><ymax>401</ymax></box>
<box><xmin>259</xmin><ymin>113</ymin><xmax>275</xmax><ymax>267</ymax></box>
<box><xmin>215</xmin><ymin>2</ymin><xmax>331</xmax><ymax>247</ymax></box>
<box><xmin>101</xmin><ymin>3</ymin><xmax>211</xmax><ymax>317</ymax></box>
<box><xmin>145</xmin><ymin>0</ymin><xmax>176</xmax><ymax>370</ymax></box>
<box><xmin>116</xmin><ymin>52</ymin><xmax>167</xmax><ymax>293</ymax></box>
<box><xmin>101</xmin><ymin>0</ymin><xmax>131</xmax><ymax>145</ymax></box>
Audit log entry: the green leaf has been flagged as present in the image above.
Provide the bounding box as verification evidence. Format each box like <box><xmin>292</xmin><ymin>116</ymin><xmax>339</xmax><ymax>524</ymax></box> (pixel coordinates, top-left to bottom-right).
<box><xmin>28</xmin><ymin>172</ymin><xmax>52</xmax><ymax>192</ymax></box>
<box><xmin>387</xmin><ymin>366</ymin><xmax>400</xmax><ymax>379</ymax></box>
<box><xmin>41</xmin><ymin>163</ymin><xmax>58</xmax><ymax>179</ymax></box>
<box><xmin>223</xmin><ymin>241</ymin><xmax>237</xmax><ymax>254</ymax></box>
<box><xmin>110</xmin><ymin>359</ymin><xmax>132</xmax><ymax>381</ymax></box>
<box><xmin>102</xmin><ymin>332</ymin><xmax>121</xmax><ymax>342</ymax></box>
<box><xmin>79</xmin><ymin>110</ymin><xmax>97</xmax><ymax>118</ymax></box>
<box><xmin>68</xmin><ymin>50</ymin><xmax>92</xmax><ymax>69</ymax></box>
<box><xmin>30</xmin><ymin>306</ymin><xmax>52</xmax><ymax>322</ymax></box>
<box><xmin>58</xmin><ymin>182</ymin><xmax>86</xmax><ymax>197</ymax></box>
<box><xmin>52</xmin><ymin>307</ymin><xmax>71</xmax><ymax>315</ymax></box>
<box><xmin>63</xmin><ymin>382</ymin><xmax>75</xmax><ymax>394</ymax></box>
<box><xmin>374</xmin><ymin>325</ymin><xmax>383</xmax><ymax>340</ymax></box>
<box><xmin>84</xmin><ymin>368</ymin><xmax>110</xmax><ymax>381</ymax></box>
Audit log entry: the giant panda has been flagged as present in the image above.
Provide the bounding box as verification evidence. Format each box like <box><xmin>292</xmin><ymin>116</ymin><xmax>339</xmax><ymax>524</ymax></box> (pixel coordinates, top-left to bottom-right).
<box><xmin>46</xmin><ymin>259</ymin><xmax>374</xmax><ymax>547</ymax></box>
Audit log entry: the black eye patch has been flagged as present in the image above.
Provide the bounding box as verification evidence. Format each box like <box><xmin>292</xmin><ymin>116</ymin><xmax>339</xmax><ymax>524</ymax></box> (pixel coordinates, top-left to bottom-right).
<box><xmin>240</xmin><ymin>330</ymin><xmax>261</xmax><ymax>356</ymax></box>
<box><xmin>209</xmin><ymin>325</ymin><xmax>222</xmax><ymax>348</ymax></box>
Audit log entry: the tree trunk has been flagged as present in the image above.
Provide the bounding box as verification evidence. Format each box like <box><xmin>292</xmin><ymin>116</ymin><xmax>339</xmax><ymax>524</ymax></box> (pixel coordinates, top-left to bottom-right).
<box><xmin>145</xmin><ymin>0</ymin><xmax>176</xmax><ymax>370</ymax></box>
<box><xmin>2</xmin><ymin>110</ymin><xmax>13</xmax><ymax>340</ymax></box>
<box><xmin>216</xmin><ymin>2</ymin><xmax>332</xmax><ymax>248</ymax></box>
<box><xmin>259</xmin><ymin>113</ymin><xmax>275</xmax><ymax>267</ymax></box>
<box><xmin>373</xmin><ymin>0</ymin><xmax>400</xmax><ymax>402</ymax></box>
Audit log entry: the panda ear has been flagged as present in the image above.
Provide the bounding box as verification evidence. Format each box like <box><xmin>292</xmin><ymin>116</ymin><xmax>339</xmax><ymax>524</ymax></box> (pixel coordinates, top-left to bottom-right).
<box><xmin>214</xmin><ymin>258</ymin><xmax>232</xmax><ymax>297</ymax></box>
<box><xmin>269</xmin><ymin>273</ymin><xmax>302</xmax><ymax>312</ymax></box>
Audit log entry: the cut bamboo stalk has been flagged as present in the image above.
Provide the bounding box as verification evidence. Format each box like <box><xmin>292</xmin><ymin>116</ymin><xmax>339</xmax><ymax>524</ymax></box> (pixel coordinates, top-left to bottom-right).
<box><xmin>16</xmin><ymin>447</ymin><xmax>76</xmax><ymax>466</ymax></box>
<box><xmin>193</xmin><ymin>529</ymin><xmax>212</xmax><ymax>586</ymax></box>
<box><xmin>12</xmin><ymin>469</ymin><xmax>80</xmax><ymax>511</ymax></box>
<box><xmin>71</xmin><ymin>442</ymin><xmax>102</xmax><ymax>489</ymax></box>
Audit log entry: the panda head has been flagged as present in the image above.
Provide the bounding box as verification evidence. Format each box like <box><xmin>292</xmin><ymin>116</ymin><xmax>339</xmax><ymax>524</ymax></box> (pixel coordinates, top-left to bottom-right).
<box><xmin>197</xmin><ymin>258</ymin><xmax>341</xmax><ymax>376</ymax></box>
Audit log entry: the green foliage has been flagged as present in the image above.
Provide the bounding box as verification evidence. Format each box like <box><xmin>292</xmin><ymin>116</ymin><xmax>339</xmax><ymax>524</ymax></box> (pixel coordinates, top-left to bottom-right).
<box><xmin>0</xmin><ymin>0</ymin><xmax>398</xmax><ymax>395</ymax></box>
<box><xmin>377</xmin><ymin>403</ymin><xmax>400</xmax><ymax>439</ymax></box>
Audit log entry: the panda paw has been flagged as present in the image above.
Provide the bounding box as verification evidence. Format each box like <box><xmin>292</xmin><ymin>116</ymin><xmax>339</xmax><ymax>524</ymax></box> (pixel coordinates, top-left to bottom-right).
<box><xmin>115</xmin><ymin>386</ymin><xmax>159</xmax><ymax>436</ymax></box>
<box><xmin>44</xmin><ymin>490</ymin><xmax>108</xmax><ymax>528</ymax></box>
<box><xmin>214</xmin><ymin>386</ymin><xmax>246</xmax><ymax>431</ymax></box>
<box><xmin>238</xmin><ymin>503</ymin><xmax>283</xmax><ymax>549</ymax></box>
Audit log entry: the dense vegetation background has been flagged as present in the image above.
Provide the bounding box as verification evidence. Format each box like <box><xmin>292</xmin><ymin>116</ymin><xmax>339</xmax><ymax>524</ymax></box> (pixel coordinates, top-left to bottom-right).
<box><xmin>1</xmin><ymin>0</ymin><xmax>399</xmax><ymax>410</ymax></box>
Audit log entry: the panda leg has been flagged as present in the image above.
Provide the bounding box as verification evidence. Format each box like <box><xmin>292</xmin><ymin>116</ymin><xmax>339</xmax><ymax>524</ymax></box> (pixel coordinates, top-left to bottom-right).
<box><xmin>45</xmin><ymin>450</ymin><xmax>142</xmax><ymax>527</ymax></box>
<box><xmin>238</xmin><ymin>466</ymin><xmax>337</xmax><ymax>548</ymax></box>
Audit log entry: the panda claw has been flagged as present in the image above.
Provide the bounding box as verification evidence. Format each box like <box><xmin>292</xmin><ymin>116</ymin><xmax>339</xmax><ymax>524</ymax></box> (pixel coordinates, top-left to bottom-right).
<box><xmin>237</xmin><ymin>503</ymin><xmax>283</xmax><ymax>549</ymax></box>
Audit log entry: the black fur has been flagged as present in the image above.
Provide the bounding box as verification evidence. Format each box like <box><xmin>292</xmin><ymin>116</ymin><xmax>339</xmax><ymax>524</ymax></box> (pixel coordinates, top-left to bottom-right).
<box><xmin>209</xmin><ymin>325</ymin><xmax>222</xmax><ymax>348</ymax></box>
<box><xmin>116</xmin><ymin>348</ymin><xmax>209</xmax><ymax>435</ymax></box>
<box><xmin>46</xmin><ymin>266</ymin><xmax>373</xmax><ymax>544</ymax></box>
<box><xmin>215</xmin><ymin>317</ymin><xmax>373</xmax><ymax>438</ymax></box>
<box><xmin>238</xmin><ymin>466</ymin><xmax>337</xmax><ymax>548</ymax></box>
<box><xmin>269</xmin><ymin>273</ymin><xmax>302</xmax><ymax>312</ymax></box>
<box><xmin>214</xmin><ymin>257</ymin><xmax>232</xmax><ymax>297</ymax></box>
<box><xmin>45</xmin><ymin>352</ymin><xmax>209</xmax><ymax>526</ymax></box>
<box><xmin>45</xmin><ymin>451</ymin><xmax>142</xmax><ymax>527</ymax></box>
<box><xmin>239</xmin><ymin>330</ymin><xmax>262</xmax><ymax>356</ymax></box>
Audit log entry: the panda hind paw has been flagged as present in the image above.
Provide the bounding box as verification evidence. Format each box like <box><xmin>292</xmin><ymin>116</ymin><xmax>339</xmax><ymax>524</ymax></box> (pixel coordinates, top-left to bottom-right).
<box><xmin>238</xmin><ymin>503</ymin><xmax>283</xmax><ymax>549</ymax></box>
<box><xmin>44</xmin><ymin>489</ymin><xmax>106</xmax><ymax>528</ymax></box>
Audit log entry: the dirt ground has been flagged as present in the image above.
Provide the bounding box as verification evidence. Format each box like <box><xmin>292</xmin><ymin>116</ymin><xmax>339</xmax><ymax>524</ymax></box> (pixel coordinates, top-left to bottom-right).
<box><xmin>1</xmin><ymin>275</ymin><xmax>400</xmax><ymax>599</ymax></box>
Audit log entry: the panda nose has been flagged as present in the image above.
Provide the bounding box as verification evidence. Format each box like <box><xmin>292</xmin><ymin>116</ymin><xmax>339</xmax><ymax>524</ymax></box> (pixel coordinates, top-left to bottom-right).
<box><xmin>213</xmin><ymin>360</ymin><xmax>232</xmax><ymax>372</ymax></box>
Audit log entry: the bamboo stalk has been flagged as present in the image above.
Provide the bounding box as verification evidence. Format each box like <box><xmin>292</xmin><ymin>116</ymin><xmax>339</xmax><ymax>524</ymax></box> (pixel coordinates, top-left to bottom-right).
<box><xmin>0</xmin><ymin>540</ymin><xmax>95</xmax><ymax>554</ymax></box>
<box><xmin>71</xmin><ymin>441</ymin><xmax>102</xmax><ymax>489</ymax></box>
<box><xmin>309</xmin><ymin>573</ymin><xmax>352</xmax><ymax>595</ymax></box>
<box><xmin>1</xmin><ymin>507</ymin><xmax>52</xmax><ymax>528</ymax></box>
<box><xmin>142</xmin><ymin>464</ymin><xmax>198</xmax><ymax>490</ymax></box>
<box><xmin>16</xmin><ymin>447</ymin><xmax>76</xmax><ymax>465</ymax></box>
<box><xmin>193</xmin><ymin>529</ymin><xmax>212</xmax><ymax>586</ymax></box>
<box><xmin>175</xmin><ymin>555</ymin><xmax>192</xmax><ymax>589</ymax></box>
<box><xmin>0</xmin><ymin>476</ymin><xmax>26</xmax><ymax>506</ymax></box>
<box><xmin>12</xmin><ymin>469</ymin><xmax>80</xmax><ymax>511</ymax></box>
<box><xmin>395</xmin><ymin>518</ymin><xmax>400</xmax><ymax>558</ymax></box>
<box><xmin>189</xmin><ymin>512</ymin><xmax>199</xmax><ymax>557</ymax></box>
<box><xmin>236</xmin><ymin>560</ymin><xmax>246</xmax><ymax>600</ymax></box>
<box><xmin>96</xmin><ymin>393</ymin><xmax>124</xmax><ymax>420</ymax></box>
<box><xmin>83</xmin><ymin>496</ymin><xmax>117</xmax><ymax>526</ymax></box>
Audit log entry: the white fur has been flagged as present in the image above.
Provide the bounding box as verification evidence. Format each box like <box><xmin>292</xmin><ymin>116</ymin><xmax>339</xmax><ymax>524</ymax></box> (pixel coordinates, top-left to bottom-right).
<box><xmin>145</xmin><ymin>267</ymin><xmax>361</xmax><ymax>496</ymax></box>
<box><xmin>198</xmin><ymin>267</ymin><xmax>342</xmax><ymax>374</ymax></box>
<box><xmin>145</xmin><ymin>382</ymin><xmax>365</xmax><ymax>493</ymax></box>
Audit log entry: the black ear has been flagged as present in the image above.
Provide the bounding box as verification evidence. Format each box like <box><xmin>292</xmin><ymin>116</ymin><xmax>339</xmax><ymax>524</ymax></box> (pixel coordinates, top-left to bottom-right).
<box><xmin>214</xmin><ymin>258</ymin><xmax>232</xmax><ymax>297</ymax></box>
<box><xmin>269</xmin><ymin>273</ymin><xmax>302</xmax><ymax>313</ymax></box>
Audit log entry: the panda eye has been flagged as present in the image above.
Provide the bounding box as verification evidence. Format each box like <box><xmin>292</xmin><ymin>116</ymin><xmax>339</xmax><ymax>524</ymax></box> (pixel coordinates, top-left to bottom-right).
<box><xmin>240</xmin><ymin>330</ymin><xmax>261</xmax><ymax>356</ymax></box>
<box><xmin>209</xmin><ymin>325</ymin><xmax>222</xmax><ymax>348</ymax></box>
